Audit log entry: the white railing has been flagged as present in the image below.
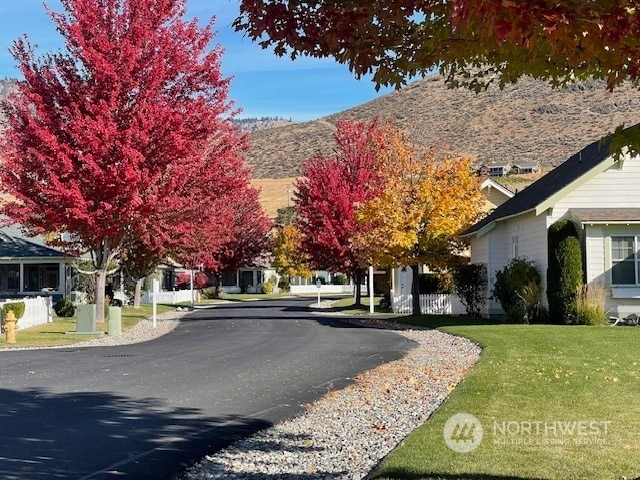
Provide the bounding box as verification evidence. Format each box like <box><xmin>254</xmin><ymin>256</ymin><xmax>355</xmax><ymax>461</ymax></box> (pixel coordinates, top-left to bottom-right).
<box><xmin>1</xmin><ymin>297</ymin><xmax>53</xmax><ymax>331</ymax></box>
<box><xmin>290</xmin><ymin>285</ymin><xmax>356</xmax><ymax>294</ymax></box>
<box><xmin>141</xmin><ymin>289</ymin><xmax>196</xmax><ymax>305</ymax></box>
<box><xmin>391</xmin><ymin>293</ymin><xmax>466</xmax><ymax>315</ymax></box>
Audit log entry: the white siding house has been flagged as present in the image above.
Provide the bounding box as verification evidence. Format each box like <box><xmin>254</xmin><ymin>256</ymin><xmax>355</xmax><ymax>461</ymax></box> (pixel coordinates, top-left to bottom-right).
<box><xmin>462</xmin><ymin>132</ymin><xmax>640</xmax><ymax>318</ymax></box>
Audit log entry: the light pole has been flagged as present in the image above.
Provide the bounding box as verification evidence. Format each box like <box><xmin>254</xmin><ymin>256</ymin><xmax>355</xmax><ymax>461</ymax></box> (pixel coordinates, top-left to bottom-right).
<box><xmin>190</xmin><ymin>268</ymin><xmax>195</xmax><ymax>310</ymax></box>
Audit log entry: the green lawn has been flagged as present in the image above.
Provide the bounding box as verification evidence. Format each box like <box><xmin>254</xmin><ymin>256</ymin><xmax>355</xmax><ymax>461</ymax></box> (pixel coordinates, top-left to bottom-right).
<box><xmin>329</xmin><ymin>296</ymin><xmax>383</xmax><ymax>314</ymax></box>
<box><xmin>372</xmin><ymin>320</ymin><xmax>640</xmax><ymax>480</ymax></box>
<box><xmin>0</xmin><ymin>303</ymin><xmax>176</xmax><ymax>348</ymax></box>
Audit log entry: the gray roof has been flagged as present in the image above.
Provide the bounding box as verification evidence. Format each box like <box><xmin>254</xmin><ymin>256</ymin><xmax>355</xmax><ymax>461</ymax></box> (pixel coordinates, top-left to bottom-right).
<box><xmin>462</xmin><ymin>135</ymin><xmax>612</xmax><ymax>236</ymax></box>
<box><xmin>570</xmin><ymin>208</ymin><xmax>640</xmax><ymax>224</ymax></box>
<box><xmin>0</xmin><ymin>227</ymin><xmax>65</xmax><ymax>259</ymax></box>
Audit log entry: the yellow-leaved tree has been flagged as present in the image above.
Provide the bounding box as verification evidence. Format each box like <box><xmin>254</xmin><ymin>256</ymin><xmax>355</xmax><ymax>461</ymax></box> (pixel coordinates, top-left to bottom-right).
<box><xmin>271</xmin><ymin>223</ymin><xmax>314</xmax><ymax>283</ymax></box>
<box><xmin>356</xmin><ymin>125</ymin><xmax>484</xmax><ymax>315</ymax></box>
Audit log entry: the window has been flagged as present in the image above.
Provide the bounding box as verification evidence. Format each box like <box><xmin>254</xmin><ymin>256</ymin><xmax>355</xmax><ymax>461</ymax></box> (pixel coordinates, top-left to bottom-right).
<box><xmin>0</xmin><ymin>264</ymin><xmax>20</xmax><ymax>291</ymax></box>
<box><xmin>611</xmin><ymin>236</ymin><xmax>639</xmax><ymax>285</ymax></box>
<box><xmin>24</xmin><ymin>263</ymin><xmax>60</xmax><ymax>291</ymax></box>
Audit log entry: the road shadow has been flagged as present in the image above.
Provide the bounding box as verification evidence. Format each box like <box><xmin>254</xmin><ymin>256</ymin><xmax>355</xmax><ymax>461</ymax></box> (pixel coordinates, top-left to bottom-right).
<box><xmin>0</xmin><ymin>387</ymin><xmax>272</xmax><ymax>480</ymax></box>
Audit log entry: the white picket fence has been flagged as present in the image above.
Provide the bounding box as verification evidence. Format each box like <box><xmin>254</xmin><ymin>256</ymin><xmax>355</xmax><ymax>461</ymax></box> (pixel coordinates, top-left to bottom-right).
<box><xmin>1</xmin><ymin>297</ymin><xmax>53</xmax><ymax>331</ymax></box>
<box><xmin>392</xmin><ymin>293</ymin><xmax>466</xmax><ymax>315</ymax></box>
<box><xmin>141</xmin><ymin>289</ymin><xmax>196</xmax><ymax>305</ymax></box>
<box><xmin>290</xmin><ymin>285</ymin><xmax>357</xmax><ymax>294</ymax></box>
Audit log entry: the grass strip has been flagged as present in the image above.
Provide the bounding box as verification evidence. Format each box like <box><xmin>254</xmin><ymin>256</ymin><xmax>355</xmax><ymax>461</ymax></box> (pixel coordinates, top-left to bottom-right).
<box><xmin>371</xmin><ymin>318</ymin><xmax>640</xmax><ymax>480</ymax></box>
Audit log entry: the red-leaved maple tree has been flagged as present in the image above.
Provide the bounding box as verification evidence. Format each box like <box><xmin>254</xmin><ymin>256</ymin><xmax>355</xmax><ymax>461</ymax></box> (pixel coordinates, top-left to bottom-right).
<box><xmin>294</xmin><ymin>120</ymin><xmax>384</xmax><ymax>306</ymax></box>
<box><xmin>176</xmin><ymin>161</ymin><xmax>273</xmax><ymax>289</ymax></box>
<box><xmin>0</xmin><ymin>0</ymin><xmax>248</xmax><ymax>324</ymax></box>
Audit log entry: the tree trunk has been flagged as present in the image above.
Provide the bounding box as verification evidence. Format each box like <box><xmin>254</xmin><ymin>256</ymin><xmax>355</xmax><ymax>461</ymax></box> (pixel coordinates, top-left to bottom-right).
<box><xmin>133</xmin><ymin>277</ymin><xmax>144</xmax><ymax>308</ymax></box>
<box><xmin>353</xmin><ymin>270</ymin><xmax>363</xmax><ymax>307</ymax></box>
<box><xmin>215</xmin><ymin>274</ymin><xmax>222</xmax><ymax>299</ymax></box>
<box><xmin>411</xmin><ymin>263</ymin><xmax>421</xmax><ymax>316</ymax></box>
<box><xmin>94</xmin><ymin>268</ymin><xmax>107</xmax><ymax>326</ymax></box>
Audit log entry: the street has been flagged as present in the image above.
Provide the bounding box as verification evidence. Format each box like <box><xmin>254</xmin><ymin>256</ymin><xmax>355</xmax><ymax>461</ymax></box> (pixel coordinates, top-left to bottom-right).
<box><xmin>0</xmin><ymin>298</ymin><xmax>413</xmax><ymax>479</ymax></box>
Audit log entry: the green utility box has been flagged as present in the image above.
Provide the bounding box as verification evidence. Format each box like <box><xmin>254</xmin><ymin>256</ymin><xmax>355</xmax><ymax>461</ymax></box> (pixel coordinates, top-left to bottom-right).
<box><xmin>108</xmin><ymin>306</ymin><xmax>122</xmax><ymax>336</ymax></box>
<box><xmin>76</xmin><ymin>304</ymin><xmax>96</xmax><ymax>333</ymax></box>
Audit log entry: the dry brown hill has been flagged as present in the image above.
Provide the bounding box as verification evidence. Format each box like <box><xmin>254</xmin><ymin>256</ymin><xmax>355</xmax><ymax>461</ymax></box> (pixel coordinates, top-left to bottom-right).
<box><xmin>247</xmin><ymin>74</ymin><xmax>640</xmax><ymax>178</ymax></box>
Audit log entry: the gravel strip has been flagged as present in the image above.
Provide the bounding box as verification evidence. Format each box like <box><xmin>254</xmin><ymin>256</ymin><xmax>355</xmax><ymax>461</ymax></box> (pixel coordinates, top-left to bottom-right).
<box><xmin>180</xmin><ymin>317</ymin><xmax>481</xmax><ymax>480</ymax></box>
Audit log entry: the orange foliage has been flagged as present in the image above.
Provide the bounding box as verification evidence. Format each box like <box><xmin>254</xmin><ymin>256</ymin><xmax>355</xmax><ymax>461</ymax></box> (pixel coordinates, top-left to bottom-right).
<box><xmin>356</xmin><ymin>125</ymin><xmax>484</xmax><ymax>269</ymax></box>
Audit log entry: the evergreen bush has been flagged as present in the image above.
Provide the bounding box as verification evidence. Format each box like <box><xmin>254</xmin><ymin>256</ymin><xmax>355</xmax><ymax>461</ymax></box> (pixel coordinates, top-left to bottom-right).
<box><xmin>332</xmin><ymin>274</ymin><xmax>349</xmax><ymax>285</ymax></box>
<box><xmin>492</xmin><ymin>258</ymin><xmax>543</xmax><ymax>323</ymax></box>
<box><xmin>3</xmin><ymin>301</ymin><xmax>26</xmax><ymax>321</ymax></box>
<box><xmin>54</xmin><ymin>298</ymin><xmax>75</xmax><ymax>318</ymax></box>
<box><xmin>277</xmin><ymin>278</ymin><xmax>291</xmax><ymax>292</ymax></box>
<box><xmin>547</xmin><ymin>219</ymin><xmax>583</xmax><ymax>323</ymax></box>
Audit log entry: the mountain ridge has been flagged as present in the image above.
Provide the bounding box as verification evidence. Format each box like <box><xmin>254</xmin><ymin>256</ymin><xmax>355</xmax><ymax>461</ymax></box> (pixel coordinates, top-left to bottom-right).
<box><xmin>246</xmin><ymin>74</ymin><xmax>640</xmax><ymax>178</ymax></box>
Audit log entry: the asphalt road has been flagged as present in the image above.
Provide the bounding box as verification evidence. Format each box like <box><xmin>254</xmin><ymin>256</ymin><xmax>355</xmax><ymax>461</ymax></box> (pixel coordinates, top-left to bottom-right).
<box><xmin>0</xmin><ymin>297</ymin><xmax>414</xmax><ymax>480</ymax></box>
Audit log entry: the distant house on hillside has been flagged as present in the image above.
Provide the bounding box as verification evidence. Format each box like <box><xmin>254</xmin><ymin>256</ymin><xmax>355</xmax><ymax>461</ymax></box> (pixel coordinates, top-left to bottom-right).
<box><xmin>462</xmin><ymin>128</ymin><xmax>640</xmax><ymax>318</ymax></box>
<box><xmin>512</xmin><ymin>162</ymin><xmax>541</xmax><ymax>174</ymax></box>
<box><xmin>479</xmin><ymin>163</ymin><xmax>512</xmax><ymax>177</ymax></box>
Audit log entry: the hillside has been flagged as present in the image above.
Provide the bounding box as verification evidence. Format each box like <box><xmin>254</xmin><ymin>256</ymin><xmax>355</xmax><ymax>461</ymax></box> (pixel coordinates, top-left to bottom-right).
<box><xmin>246</xmin><ymin>74</ymin><xmax>640</xmax><ymax>178</ymax></box>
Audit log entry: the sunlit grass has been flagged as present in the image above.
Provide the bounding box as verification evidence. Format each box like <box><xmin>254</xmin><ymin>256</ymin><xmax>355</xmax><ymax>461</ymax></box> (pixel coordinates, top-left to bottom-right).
<box><xmin>371</xmin><ymin>319</ymin><xmax>640</xmax><ymax>480</ymax></box>
<box><xmin>329</xmin><ymin>296</ymin><xmax>383</xmax><ymax>314</ymax></box>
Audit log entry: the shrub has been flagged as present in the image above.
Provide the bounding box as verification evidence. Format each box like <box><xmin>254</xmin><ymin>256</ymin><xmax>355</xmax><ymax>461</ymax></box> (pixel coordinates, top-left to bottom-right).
<box><xmin>437</xmin><ymin>272</ymin><xmax>455</xmax><ymax>294</ymax></box>
<box><xmin>575</xmin><ymin>282</ymin><xmax>608</xmax><ymax>325</ymax></box>
<box><xmin>332</xmin><ymin>274</ymin><xmax>349</xmax><ymax>285</ymax></box>
<box><xmin>516</xmin><ymin>281</ymin><xmax>549</xmax><ymax>324</ymax></box>
<box><xmin>547</xmin><ymin>220</ymin><xmax>583</xmax><ymax>323</ymax></box>
<box><xmin>3</xmin><ymin>302</ymin><xmax>26</xmax><ymax>321</ymax></box>
<box><xmin>278</xmin><ymin>278</ymin><xmax>291</xmax><ymax>292</ymax></box>
<box><xmin>261</xmin><ymin>275</ymin><xmax>278</xmax><ymax>294</ymax></box>
<box><xmin>453</xmin><ymin>263</ymin><xmax>487</xmax><ymax>317</ymax></box>
<box><xmin>144</xmin><ymin>273</ymin><xmax>161</xmax><ymax>291</ymax></box>
<box><xmin>201</xmin><ymin>287</ymin><xmax>216</xmax><ymax>299</ymax></box>
<box><xmin>492</xmin><ymin>257</ymin><xmax>542</xmax><ymax>323</ymax></box>
<box><xmin>54</xmin><ymin>298</ymin><xmax>75</xmax><ymax>318</ymax></box>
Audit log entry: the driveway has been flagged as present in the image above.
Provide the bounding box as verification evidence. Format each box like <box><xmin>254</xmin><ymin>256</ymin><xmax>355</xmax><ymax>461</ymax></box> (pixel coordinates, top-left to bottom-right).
<box><xmin>0</xmin><ymin>297</ymin><xmax>414</xmax><ymax>479</ymax></box>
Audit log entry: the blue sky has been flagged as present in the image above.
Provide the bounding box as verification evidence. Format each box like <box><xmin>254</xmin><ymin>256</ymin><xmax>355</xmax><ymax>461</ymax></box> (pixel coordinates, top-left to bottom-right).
<box><xmin>0</xmin><ymin>1</ymin><xmax>394</xmax><ymax>121</ymax></box>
